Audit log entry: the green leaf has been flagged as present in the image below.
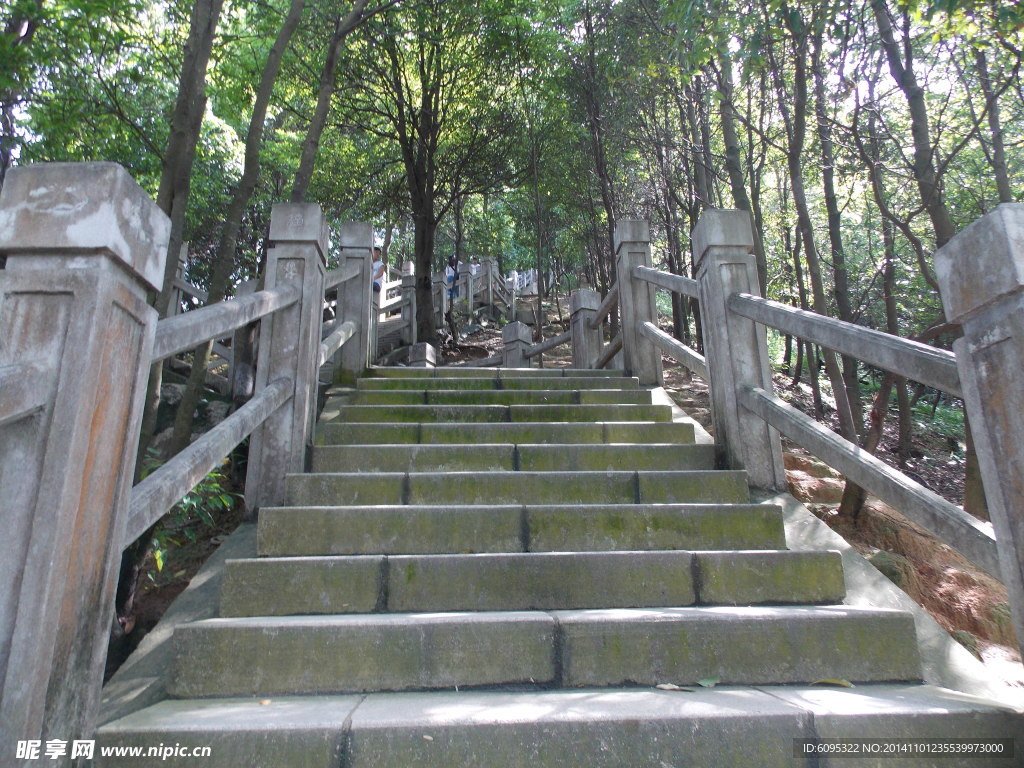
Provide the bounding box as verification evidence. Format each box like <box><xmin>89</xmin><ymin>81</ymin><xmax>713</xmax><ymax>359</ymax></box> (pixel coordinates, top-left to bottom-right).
<box><xmin>697</xmin><ymin>677</ymin><xmax>720</xmax><ymax>688</ymax></box>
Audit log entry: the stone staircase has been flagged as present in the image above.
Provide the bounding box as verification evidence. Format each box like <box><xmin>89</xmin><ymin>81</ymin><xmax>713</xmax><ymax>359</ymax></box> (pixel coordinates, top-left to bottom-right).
<box><xmin>97</xmin><ymin>368</ymin><xmax>1021</xmax><ymax>765</ymax></box>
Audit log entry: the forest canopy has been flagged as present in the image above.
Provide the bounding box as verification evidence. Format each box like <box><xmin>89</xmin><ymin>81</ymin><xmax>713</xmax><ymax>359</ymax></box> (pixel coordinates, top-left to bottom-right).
<box><xmin>1</xmin><ymin>0</ymin><xmax>1021</xmax><ymax>347</ymax></box>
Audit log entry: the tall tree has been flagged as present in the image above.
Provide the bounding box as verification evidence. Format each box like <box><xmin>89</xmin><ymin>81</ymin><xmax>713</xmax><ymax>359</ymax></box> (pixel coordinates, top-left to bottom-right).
<box><xmin>343</xmin><ymin>0</ymin><xmax>523</xmax><ymax>342</ymax></box>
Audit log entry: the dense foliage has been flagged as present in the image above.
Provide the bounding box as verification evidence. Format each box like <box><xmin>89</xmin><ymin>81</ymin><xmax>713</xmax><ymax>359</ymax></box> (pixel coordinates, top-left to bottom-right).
<box><xmin>3</xmin><ymin>0</ymin><xmax>1021</xmax><ymax>385</ymax></box>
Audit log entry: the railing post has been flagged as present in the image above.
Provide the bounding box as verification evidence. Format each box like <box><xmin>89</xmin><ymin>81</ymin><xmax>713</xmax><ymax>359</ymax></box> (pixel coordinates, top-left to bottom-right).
<box><xmin>337</xmin><ymin>222</ymin><xmax>373</xmax><ymax>377</ymax></box>
<box><xmin>433</xmin><ymin>272</ymin><xmax>447</xmax><ymax>326</ymax></box>
<box><xmin>614</xmin><ymin>220</ymin><xmax>663</xmax><ymax>385</ymax></box>
<box><xmin>245</xmin><ymin>203</ymin><xmax>327</xmax><ymax>512</ymax></box>
<box><xmin>503</xmin><ymin>320</ymin><xmax>532</xmax><ymax>368</ymax></box>
<box><xmin>482</xmin><ymin>257</ymin><xmax>495</xmax><ymax>307</ymax></box>
<box><xmin>693</xmin><ymin>209</ymin><xmax>785</xmax><ymax>490</ymax></box>
<box><xmin>171</xmin><ymin>242</ymin><xmax>188</xmax><ymax>315</ymax></box>
<box><xmin>408</xmin><ymin>341</ymin><xmax>436</xmax><ymax>368</ymax></box>
<box><xmin>570</xmin><ymin>288</ymin><xmax>601</xmax><ymax>368</ymax></box>
<box><xmin>0</xmin><ymin>163</ymin><xmax>168</xmax><ymax>758</ymax></box>
<box><xmin>934</xmin><ymin>202</ymin><xmax>1024</xmax><ymax>654</ymax></box>
<box><xmin>401</xmin><ymin>261</ymin><xmax>416</xmax><ymax>346</ymax></box>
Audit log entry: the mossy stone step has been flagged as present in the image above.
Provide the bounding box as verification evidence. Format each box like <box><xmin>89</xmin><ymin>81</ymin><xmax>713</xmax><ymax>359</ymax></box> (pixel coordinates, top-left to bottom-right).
<box><xmin>95</xmin><ymin>686</ymin><xmax>1024</xmax><ymax>768</ymax></box>
<box><xmin>256</xmin><ymin>503</ymin><xmax>787</xmax><ymax>557</ymax></box>
<box><xmin>330</xmin><ymin>403</ymin><xmax>672</xmax><ymax>423</ymax></box>
<box><xmin>170</xmin><ymin>612</ymin><xmax>556</xmax><ymax>697</ymax></box>
<box><xmin>315</xmin><ymin>421</ymin><xmax>697</xmax><ymax>446</ymax></box>
<box><xmin>219</xmin><ymin>550</ymin><xmax>845</xmax><ymax>617</ymax></box>
<box><xmin>309</xmin><ymin>443</ymin><xmax>716</xmax><ymax>473</ymax></box>
<box><xmin>284</xmin><ymin>470</ymin><xmax>750</xmax><ymax>507</ymax></box>
<box><xmin>366</xmin><ymin>367</ymin><xmax>625</xmax><ymax>379</ymax></box>
<box><xmin>168</xmin><ymin>606</ymin><xmax>919</xmax><ymax>698</ymax></box>
<box><xmin>350</xmin><ymin>389</ymin><xmax>653</xmax><ymax>406</ymax></box>
<box><xmin>356</xmin><ymin>376</ymin><xmax>641</xmax><ymax>391</ymax></box>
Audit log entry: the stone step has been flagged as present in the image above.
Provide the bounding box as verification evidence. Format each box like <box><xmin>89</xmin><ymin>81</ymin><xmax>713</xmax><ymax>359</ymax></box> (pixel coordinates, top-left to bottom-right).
<box><xmin>167</xmin><ymin>606</ymin><xmax>920</xmax><ymax>698</ymax></box>
<box><xmin>256</xmin><ymin>503</ymin><xmax>787</xmax><ymax>557</ymax></box>
<box><xmin>356</xmin><ymin>376</ymin><xmax>641</xmax><ymax>391</ymax></box>
<box><xmin>95</xmin><ymin>685</ymin><xmax>1023</xmax><ymax>768</ymax></box>
<box><xmin>329</xmin><ymin>403</ymin><xmax>673</xmax><ymax>423</ymax></box>
<box><xmin>350</xmin><ymin>389</ymin><xmax>653</xmax><ymax>406</ymax></box>
<box><xmin>367</xmin><ymin>367</ymin><xmax>626</xmax><ymax>379</ymax></box>
<box><xmin>219</xmin><ymin>550</ymin><xmax>845</xmax><ymax>617</ymax></box>
<box><xmin>284</xmin><ymin>470</ymin><xmax>750</xmax><ymax>507</ymax></box>
<box><xmin>309</xmin><ymin>443</ymin><xmax>716</xmax><ymax>473</ymax></box>
<box><xmin>315</xmin><ymin>420</ymin><xmax>697</xmax><ymax>446</ymax></box>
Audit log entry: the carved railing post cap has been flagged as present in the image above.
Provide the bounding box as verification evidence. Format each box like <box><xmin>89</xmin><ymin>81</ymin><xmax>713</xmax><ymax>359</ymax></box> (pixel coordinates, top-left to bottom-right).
<box><xmin>614</xmin><ymin>220</ymin><xmax>650</xmax><ymax>250</ymax></box>
<box><xmin>503</xmin><ymin>320</ymin><xmax>532</xmax><ymax>343</ymax></box>
<box><xmin>935</xmin><ymin>203</ymin><xmax>1024</xmax><ymax>323</ymax></box>
<box><xmin>0</xmin><ymin>162</ymin><xmax>169</xmax><ymax>291</ymax></box>
<box><xmin>337</xmin><ymin>221</ymin><xmax>374</xmax><ymax>250</ymax></box>
<box><xmin>570</xmin><ymin>288</ymin><xmax>601</xmax><ymax>313</ymax></box>
<box><xmin>691</xmin><ymin>209</ymin><xmax>755</xmax><ymax>267</ymax></box>
<box><xmin>269</xmin><ymin>203</ymin><xmax>329</xmax><ymax>261</ymax></box>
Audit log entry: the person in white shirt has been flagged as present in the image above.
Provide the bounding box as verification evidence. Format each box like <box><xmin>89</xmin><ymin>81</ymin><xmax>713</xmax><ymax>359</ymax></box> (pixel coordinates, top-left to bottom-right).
<box><xmin>372</xmin><ymin>247</ymin><xmax>385</xmax><ymax>293</ymax></box>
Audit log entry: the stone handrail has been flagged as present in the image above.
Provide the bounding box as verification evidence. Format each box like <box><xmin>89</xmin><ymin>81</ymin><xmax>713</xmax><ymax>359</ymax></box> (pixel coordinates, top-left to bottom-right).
<box><xmin>125</xmin><ymin>377</ymin><xmax>293</xmax><ymax>544</ymax></box>
<box><xmin>320</xmin><ymin>319</ymin><xmax>357</xmax><ymax>367</ymax></box>
<box><xmin>639</xmin><ymin>321</ymin><xmax>708</xmax><ymax>381</ymax></box>
<box><xmin>525</xmin><ymin>329</ymin><xmax>572</xmax><ymax>359</ymax></box>
<box><xmin>740</xmin><ymin>385</ymin><xmax>998</xmax><ymax>576</ymax></box>
<box><xmin>727</xmin><ymin>292</ymin><xmax>962</xmax><ymax>397</ymax></box>
<box><xmin>598</xmin><ymin>207</ymin><xmax>1024</xmax><ymax>656</ymax></box>
<box><xmin>171</xmin><ymin>277</ymin><xmax>208</xmax><ymax>303</ymax></box>
<box><xmin>589</xmin><ymin>284</ymin><xmax>619</xmax><ymax>330</ymax></box>
<box><xmin>152</xmin><ymin>284</ymin><xmax>301</xmax><ymax>361</ymax></box>
<box><xmin>594</xmin><ymin>333</ymin><xmax>622</xmax><ymax>370</ymax></box>
<box><xmin>0</xmin><ymin>163</ymin><xmax>376</xmax><ymax>751</ymax></box>
<box><xmin>633</xmin><ymin>265</ymin><xmax>698</xmax><ymax>299</ymax></box>
<box><xmin>325</xmin><ymin>261</ymin><xmax>361</xmax><ymax>291</ymax></box>
<box><xmin>0</xmin><ymin>361</ymin><xmax>47</xmax><ymax>428</ymax></box>
<box><xmin>603</xmin><ymin>218</ymin><xmax>996</xmax><ymax>576</ymax></box>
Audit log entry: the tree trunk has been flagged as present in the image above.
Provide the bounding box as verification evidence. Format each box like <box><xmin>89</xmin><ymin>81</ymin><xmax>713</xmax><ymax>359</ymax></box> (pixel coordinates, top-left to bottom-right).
<box><xmin>873</xmin><ymin>0</ymin><xmax>987</xmax><ymax>517</ymax></box>
<box><xmin>290</xmin><ymin>0</ymin><xmax>371</xmax><ymax>202</ymax></box>
<box><xmin>135</xmin><ymin>0</ymin><xmax>226</xmax><ymax>474</ymax></box>
<box><xmin>812</xmin><ymin>27</ymin><xmax>862</xmax><ymax>434</ymax></box>
<box><xmin>716</xmin><ymin>55</ymin><xmax>767</xmax><ymax>294</ymax></box>
<box><xmin>974</xmin><ymin>48</ymin><xmax>1013</xmax><ymax>204</ymax></box>
<box><xmin>770</xmin><ymin>16</ymin><xmax>857</xmax><ymax>440</ymax></box>
<box><xmin>168</xmin><ymin>0</ymin><xmax>307</xmax><ymax>456</ymax></box>
<box><xmin>872</xmin><ymin>0</ymin><xmax>956</xmax><ymax>247</ymax></box>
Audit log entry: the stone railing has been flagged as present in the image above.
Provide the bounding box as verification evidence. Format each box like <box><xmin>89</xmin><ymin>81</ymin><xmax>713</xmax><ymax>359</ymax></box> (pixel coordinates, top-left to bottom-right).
<box><xmin>585</xmin><ymin>208</ymin><xmax>1024</xmax><ymax>656</ymax></box>
<box><xmin>0</xmin><ymin>163</ymin><xmax>375</xmax><ymax>756</ymax></box>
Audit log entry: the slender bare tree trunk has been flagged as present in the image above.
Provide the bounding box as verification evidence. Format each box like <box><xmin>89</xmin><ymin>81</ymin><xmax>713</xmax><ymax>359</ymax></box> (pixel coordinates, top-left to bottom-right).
<box><xmin>135</xmin><ymin>0</ymin><xmax>226</xmax><ymax>479</ymax></box>
<box><xmin>715</xmin><ymin>55</ymin><xmax>767</xmax><ymax>294</ymax></box>
<box><xmin>873</xmin><ymin>0</ymin><xmax>987</xmax><ymax>518</ymax></box>
<box><xmin>812</xmin><ymin>28</ymin><xmax>862</xmax><ymax>433</ymax></box>
<box><xmin>169</xmin><ymin>0</ymin><xmax>308</xmax><ymax>455</ymax></box>
<box><xmin>975</xmin><ymin>49</ymin><xmax>1013</xmax><ymax>204</ymax></box>
<box><xmin>769</xmin><ymin>15</ymin><xmax>857</xmax><ymax>440</ymax></box>
<box><xmin>290</xmin><ymin>0</ymin><xmax>372</xmax><ymax>202</ymax></box>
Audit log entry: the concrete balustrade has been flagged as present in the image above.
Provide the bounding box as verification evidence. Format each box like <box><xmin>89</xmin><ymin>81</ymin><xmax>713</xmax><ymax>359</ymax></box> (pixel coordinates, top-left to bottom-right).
<box><xmin>502</xmin><ymin>320</ymin><xmax>532</xmax><ymax>367</ymax></box>
<box><xmin>244</xmin><ymin>204</ymin><xmax>327</xmax><ymax>512</ymax></box>
<box><xmin>693</xmin><ymin>210</ymin><xmax>786</xmax><ymax>491</ymax></box>
<box><xmin>614</xmin><ymin>220</ymin><xmax>662</xmax><ymax>386</ymax></box>
<box><xmin>570</xmin><ymin>289</ymin><xmax>601</xmax><ymax>368</ymax></box>
<box><xmin>934</xmin><ymin>202</ymin><xmax>1024</xmax><ymax>655</ymax></box>
<box><xmin>582</xmin><ymin>204</ymin><xmax>1024</xmax><ymax>656</ymax></box>
<box><xmin>0</xmin><ymin>163</ymin><xmax>376</xmax><ymax>760</ymax></box>
<box><xmin>0</xmin><ymin>163</ymin><xmax>169</xmax><ymax>758</ymax></box>
<box><xmin>337</xmin><ymin>222</ymin><xmax>374</xmax><ymax>377</ymax></box>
